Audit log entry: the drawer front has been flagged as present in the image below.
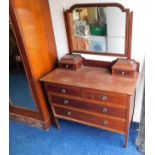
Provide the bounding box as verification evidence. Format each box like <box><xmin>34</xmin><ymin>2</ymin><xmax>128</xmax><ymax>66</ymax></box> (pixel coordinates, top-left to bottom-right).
<box><xmin>49</xmin><ymin>94</ymin><xmax>126</xmax><ymax>119</ymax></box>
<box><xmin>46</xmin><ymin>83</ymin><xmax>81</xmax><ymax>97</ymax></box>
<box><xmin>82</xmin><ymin>89</ymin><xmax>126</xmax><ymax>106</ymax></box>
<box><xmin>59</xmin><ymin>63</ymin><xmax>74</xmax><ymax>70</ymax></box>
<box><xmin>54</xmin><ymin>106</ymin><xmax>125</xmax><ymax>133</ymax></box>
<box><xmin>113</xmin><ymin>69</ymin><xmax>134</xmax><ymax>77</ymax></box>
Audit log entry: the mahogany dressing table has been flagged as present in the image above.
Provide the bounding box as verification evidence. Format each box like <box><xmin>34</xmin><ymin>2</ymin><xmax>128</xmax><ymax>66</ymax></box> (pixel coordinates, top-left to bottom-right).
<box><xmin>41</xmin><ymin>3</ymin><xmax>139</xmax><ymax>147</ymax></box>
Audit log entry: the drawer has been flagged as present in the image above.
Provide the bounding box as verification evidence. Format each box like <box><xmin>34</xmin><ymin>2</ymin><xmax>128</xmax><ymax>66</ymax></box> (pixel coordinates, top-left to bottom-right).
<box><xmin>59</xmin><ymin>54</ymin><xmax>83</xmax><ymax>71</ymax></box>
<box><xmin>54</xmin><ymin>106</ymin><xmax>125</xmax><ymax>133</ymax></box>
<box><xmin>59</xmin><ymin>63</ymin><xmax>74</xmax><ymax>70</ymax></box>
<box><xmin>46</xmin><ymin>83</ymin><xmax>81</xmax><ymax>97</ymax></box>
<box><xmin>49</xmin><ymin>94</ymin><xmax>126</xmax><ymax>119</ymax></box>
<box><xmin>112</xmin><ymin>69</ymin><xmax>134</xmax><ymax>78</ymax></box>
<box><xmin>82</xmin><ymin>89</ymin><xmax>126</xmax><ymax>106</ymax></box>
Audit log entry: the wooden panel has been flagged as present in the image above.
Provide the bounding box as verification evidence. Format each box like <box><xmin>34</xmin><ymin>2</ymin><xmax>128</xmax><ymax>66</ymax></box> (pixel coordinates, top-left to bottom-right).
<box><xmin>10</xmin><ymin>0</ymin><xmax>58</xmax><ymax>125</ymax></box>
<box><xmin>82</xmin><ymin>89</ymin><xmax>127</xmax><ymax>106</ymax></box>
<box><xmin>10</xmin><ymin>113</ymin><xmax>52</xmax><ymax>130</ymax></box>
<box><xmin>83</xmin><ymin>58</ymin><xmax>115</xmax><ymax>69</ymax></box>
<box><xmin>49</xmin><ymin>93</ymin><xmax>126</xmax><ymax>119</ymax></box>
<box><xmin>9</xmin><ymin>103</ymin><xmax>40</xmax><ymax>119</ymax></box>
<box><xmin>54</xmin><ymin>105</ymin><xmax>125</xmax><ymax>133</ymax></box>
<box><xmin>46</xmin><ymin>83</ymin><xmax>81</xmax><ymax>97</ymax></box>
<box><xmin>129</xmin><ymin>95</ymin><xmax>135</xmax><ymax>125</ymax></box>
<box><xmin>11</xmin><ymin>0</ymin><xmax>57</xmax><ymax>79</ymax></box>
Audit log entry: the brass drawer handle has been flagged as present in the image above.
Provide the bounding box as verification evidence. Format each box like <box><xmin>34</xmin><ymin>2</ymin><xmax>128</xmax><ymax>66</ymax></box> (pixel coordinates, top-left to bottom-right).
<box><xmin>103</xmin><ymin>120</ymin><xmax>108</xmax><ymax>125</ymax></box>
<box><xmin>61</xmin><ymin>88</ymin><xmax>66</xmax><ymax>93</ymax></box>
<box><xmin>67</xmin><ymin>111</ymin><xmax>72</xmax><ymax>116</ymax></box>
<box><xmin>121</xmin><ymin>71</ymin><xmax>125</xmax><ymax>75</ymax></box>
<box><xmin>101</xmin><ymin>95</ymin><xmax>108</xmax><ymax>101</ymax></box>
<box><xmin>102</xmin><ymin>108</ymin><xmax>108</xmax><ymax>113</ymax></box>
<box><xmin>65</xmin><ymin>65</ymin><xmax>69</xmax><ymax>68</ymax></box>
<box><xmin>64</xmin><ymin>100</ymin><xmax>69</xmax><ymax>105</ymax></box>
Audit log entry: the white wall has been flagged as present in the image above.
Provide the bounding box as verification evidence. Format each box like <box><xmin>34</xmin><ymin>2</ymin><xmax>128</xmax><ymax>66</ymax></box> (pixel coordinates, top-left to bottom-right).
<box><xmin>48</xmin><ymin>0</ymin><xmax>146</xmax><ymax>122</ymax></box>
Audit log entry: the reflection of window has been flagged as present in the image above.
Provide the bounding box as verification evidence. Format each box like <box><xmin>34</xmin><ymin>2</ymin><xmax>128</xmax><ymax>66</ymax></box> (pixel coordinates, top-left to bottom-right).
<box><xmin>74</xmin><ymin>20</ymin><xmax>88</xmax><ymax>38</ymax></box>
<box><xmin>90</xmin><ymin>40</ymin><xmax>107</xmax><ymax>52</ymax></box>
<box><xmin>89</xmin><ymin>7</ymin><xmax>107</xmax><ymax>36</ymax></box>
<box><xmin>97</xmin><ymin>7</ymin><xmax>106</xmax><ymax>25</ymax></box>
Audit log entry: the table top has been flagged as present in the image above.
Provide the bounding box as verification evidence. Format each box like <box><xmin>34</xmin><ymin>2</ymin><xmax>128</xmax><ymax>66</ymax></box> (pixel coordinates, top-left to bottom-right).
<box><xmin>40</xmin><ymin>66</ymin><xmax>139</xmax><ymax>95</ymax></box>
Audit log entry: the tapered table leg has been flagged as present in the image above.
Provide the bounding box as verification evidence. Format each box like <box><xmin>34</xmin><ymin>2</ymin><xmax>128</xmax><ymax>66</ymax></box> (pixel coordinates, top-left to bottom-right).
<box><xmin>51</xmin><ymin>105</ymin><xmax>60</xmax><ymax>129</ymax></box>
<box><xmin>124</xmin><ymin>134</ymin><xmax>129</xmax><ymax>148</ymax></box>
<box><xmin>54</xmin><ymin>117</ymin><xmax>60</xmax><ymax>129</ymax></box>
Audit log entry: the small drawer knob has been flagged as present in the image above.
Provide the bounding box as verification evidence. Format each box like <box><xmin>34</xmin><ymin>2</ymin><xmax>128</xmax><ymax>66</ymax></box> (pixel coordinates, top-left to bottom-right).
<box><xmin>101</xmin><ymin>95</ymin><xmax>108</xmax><ymax>101</ymax></box>
<box><xmin>67</xmin><ymin>111</ymin><xmax>72</xmax><ymax>116</ymax></box>
<box><xmin>102</xmin><ymin>108</ymin><xmax>108</xmax><ymax>113</ymax></box>
<box><xmin>64</xmin><ymin>100</ymin><xmax>69</xmax><ymax>105</ymax></box>
<box><xmin>61</xmin><ymin>88</ymin><xmax>66</xmax><ymax>93</ymax></box>
<box><xmin>103</xmin><ymin>120</ymin><xmax>108</xmax><ymax>125</ymax></box>
<box><xmin>65</xmin><ymin>65</ymin><xmax>69</xmax><ymax>68</ymax></box>
<box><xmin>121</xmin><ymin>71</ymin><xmax>125</xmax><ymax>75</ymax></box>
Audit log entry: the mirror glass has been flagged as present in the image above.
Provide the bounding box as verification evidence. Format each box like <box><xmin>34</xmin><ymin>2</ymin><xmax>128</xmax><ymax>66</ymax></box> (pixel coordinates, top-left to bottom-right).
<box><xmin>9</xmin><ymin>20</ymin><xmax>37</xmax><ymax>111</ymax></box>
<box><xmin>70</xmin><ymin>6</ymin><xmax>126</xmax><ymax>54</ymax></box>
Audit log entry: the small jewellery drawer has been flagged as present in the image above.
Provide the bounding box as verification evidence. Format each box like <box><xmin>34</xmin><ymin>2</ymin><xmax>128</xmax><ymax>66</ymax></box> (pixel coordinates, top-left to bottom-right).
<box><xmin>82</xmin><ymin>89</ymin><xmax>127</xmax><ymax>106</ymax></box>
<box><xmin>113</xmin><ymin>69</ymin><xmax>134</xmax><ymax>78</ymax></box>
<box><xmin>46</xmin><ymin>83</ymin><xmax>81</xmax><ymax>97</ymax></box>
<box><xmin>59</xmin><ymin>63</ymin><xmax>74</xmax><ymax>70</ymax></box>
<box><xmin>49</xmin><ymin>94</ymin><xmax>126</xmax><ymax>119</ymax></box>
<box><xmin>54</xmin><ymin>106</ymin><xmax>125</xmax><ymax>133</ymax></box>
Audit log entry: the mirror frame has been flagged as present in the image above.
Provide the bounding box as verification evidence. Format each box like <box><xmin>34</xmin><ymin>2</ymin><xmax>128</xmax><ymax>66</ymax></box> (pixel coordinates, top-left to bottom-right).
<box><xmin>64</xmin><ymin>3</ymin><xmax>133</xmax><ymax>59</ymax></box>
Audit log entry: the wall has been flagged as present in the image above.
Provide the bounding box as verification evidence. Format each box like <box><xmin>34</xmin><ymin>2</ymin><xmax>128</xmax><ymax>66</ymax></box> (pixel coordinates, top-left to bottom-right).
<box><xmin>48</xmin><ymin>0</ymin><xmax>145</xmax><ymax>122</ymax></box>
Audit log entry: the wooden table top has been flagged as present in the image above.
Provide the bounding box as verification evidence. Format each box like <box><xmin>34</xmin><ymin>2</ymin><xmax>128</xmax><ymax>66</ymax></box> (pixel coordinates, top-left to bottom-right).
<box><xmin>40</xmin><ymin>66</ymin><xmax>139</xmax><ymax>95</ymax></box>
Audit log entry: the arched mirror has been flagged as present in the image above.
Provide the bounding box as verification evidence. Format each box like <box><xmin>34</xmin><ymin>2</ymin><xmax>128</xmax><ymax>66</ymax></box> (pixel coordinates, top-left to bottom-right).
<box><xmin>64</xmin><ymin>3</ymin><xmax>133</xmax><ymax>59</ymax></box>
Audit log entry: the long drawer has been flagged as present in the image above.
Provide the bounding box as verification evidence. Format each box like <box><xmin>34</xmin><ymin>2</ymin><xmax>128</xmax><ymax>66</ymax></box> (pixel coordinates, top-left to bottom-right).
<box><xmin>46</xmin><ymin>83</ymin><xmax>81</xmax><ymax>97</ymax></box>
<box><xmin>49</xmin><ymin>93</ymin><xmax>126</xmax><ymax>119</ymax></box>
<box><xmin>82</xmin><ymin>89</ymin><xmax>127</xmax><ymax>106</ymax></box>
<box><xmin>53</xmin><ymin>105</ymin><xmax>125</xmax><ymax>133</ymax></box>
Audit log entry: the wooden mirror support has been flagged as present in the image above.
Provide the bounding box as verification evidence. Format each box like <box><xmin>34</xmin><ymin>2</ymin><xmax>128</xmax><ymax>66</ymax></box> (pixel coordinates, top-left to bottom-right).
<box><xmin>64</xmin><ymin>3</ymin><xmax>133</xmax><ymax>59</ymax></box>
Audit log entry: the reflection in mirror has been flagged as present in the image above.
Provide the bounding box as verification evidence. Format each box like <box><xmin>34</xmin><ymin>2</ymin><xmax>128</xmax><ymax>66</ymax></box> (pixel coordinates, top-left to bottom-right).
<box><xmin>9</xmin><ymin>20</ymin><xmax>37</xmax><ymax>111</ymax></box>
<box><xmin>70</xmin><ymin>7</ymin><xmax>126</xmax><ymax>54</ymax></box>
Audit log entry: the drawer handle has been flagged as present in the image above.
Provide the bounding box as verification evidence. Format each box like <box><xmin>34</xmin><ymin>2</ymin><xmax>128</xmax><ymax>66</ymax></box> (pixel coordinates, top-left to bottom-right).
<box><xmin>64</xmin><ymin>100</ymin><xmax>69</xmax><ymax>105</ymax></box>
<box><xmin>101</xmin><ymin>95</ymin><xmax>108</xmax><ymax>101</ymax></box>
<box><xmin>67</xmin><ymin>111</ymin><xmax>72</xmax><ymax>116</ymax></box>
<box><xmin>103</xmin><ymin>120</ymin><xmax>108</xmax><ymax>125</ymax></box>
<box><xmin>61</xmin><ymin>88</ymin><xmax>66</xmax><ymax>93</ymax></box>
<box><xmin>121</xmin><ymin>71</ymin><xmax>125</xmax><ymax>75</ymax></box>
<box><xmin>102</xmin><ymin>108</ymin><xmax>108</xmax><ymax>113</ymax></box>
<box><xmin>65</xmin><ymin>65</ymin><xmax>69</xmax><ymax>68</ymax></box>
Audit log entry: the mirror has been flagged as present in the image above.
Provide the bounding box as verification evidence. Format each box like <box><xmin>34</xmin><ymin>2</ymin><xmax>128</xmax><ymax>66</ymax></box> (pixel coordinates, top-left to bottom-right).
<box><xmin>9</xmin><ymin>19</ymin><xmax>38</xmax><ymax>111</ymax></box>
<box><xmin>65</xmin><ymin>3</ymin><xmax>132</xmax><ymax>58</ymax></box>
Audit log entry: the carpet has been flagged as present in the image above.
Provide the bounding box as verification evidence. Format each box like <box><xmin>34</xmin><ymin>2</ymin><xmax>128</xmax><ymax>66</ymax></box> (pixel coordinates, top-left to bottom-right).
<box><xmin>9</xmin><ymin>120</ymin><xmax>142</xmax><ymax>155</ymax></box>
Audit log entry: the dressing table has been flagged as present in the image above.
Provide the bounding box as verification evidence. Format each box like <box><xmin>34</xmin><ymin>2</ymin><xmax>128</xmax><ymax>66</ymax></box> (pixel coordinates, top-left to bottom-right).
<box><xmin>41</xmin><ymin>3</ymin><xmax>139</xmax><ymax>147</ymax></box>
